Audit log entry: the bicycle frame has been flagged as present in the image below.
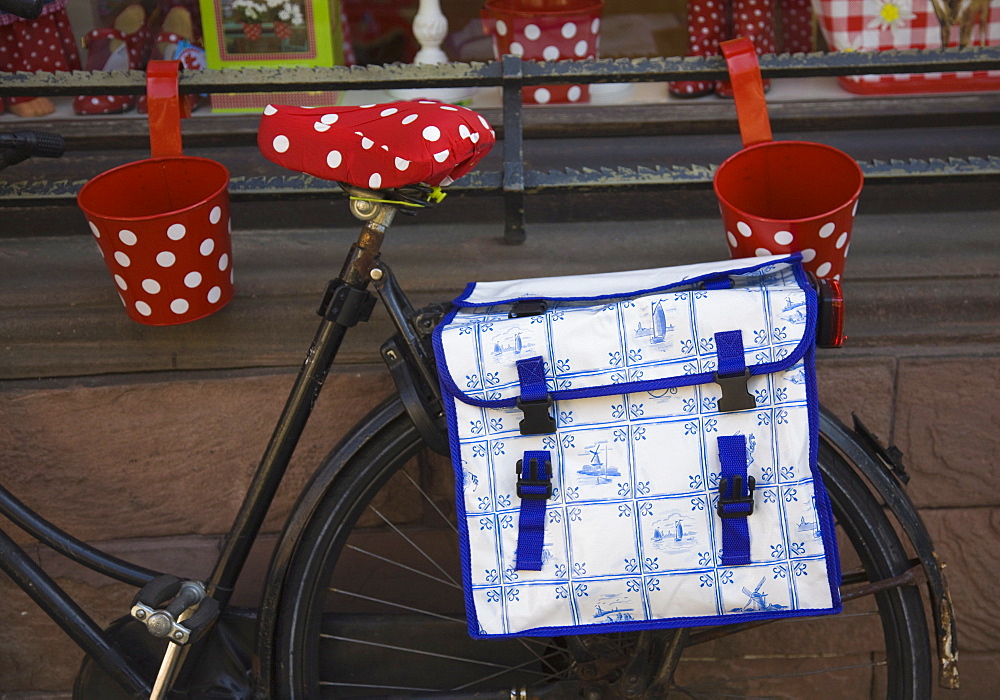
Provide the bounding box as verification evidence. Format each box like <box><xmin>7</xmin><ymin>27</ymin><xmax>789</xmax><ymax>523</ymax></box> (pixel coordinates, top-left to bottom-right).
<box><xmin>0</xmin><ymin>193</ymin><xmax>414</xmax><ymax>697</ymax></box>
<box><xmin>0</xmin><ymin>187</ymin><xmax>959</xmax><ymax>696</ymax></box>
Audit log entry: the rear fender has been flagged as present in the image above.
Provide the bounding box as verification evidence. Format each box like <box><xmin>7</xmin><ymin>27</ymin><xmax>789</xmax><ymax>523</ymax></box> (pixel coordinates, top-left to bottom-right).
<box><xmin>252</xmin><ymin>397</ymin><xmax>412</xmax><ymax>699</ymax></box>
<box><xmin>819</xmin><ymin>406</ymin><xmax>959</xmax><ymax>690</ymax></box>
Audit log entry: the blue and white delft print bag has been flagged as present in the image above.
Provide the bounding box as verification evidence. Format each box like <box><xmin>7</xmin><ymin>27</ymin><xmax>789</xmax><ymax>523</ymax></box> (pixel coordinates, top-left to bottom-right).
<box><xmin>433</xmin><ymin>254</ymin><xmax>842</xmax><ymax>638</ymax></box>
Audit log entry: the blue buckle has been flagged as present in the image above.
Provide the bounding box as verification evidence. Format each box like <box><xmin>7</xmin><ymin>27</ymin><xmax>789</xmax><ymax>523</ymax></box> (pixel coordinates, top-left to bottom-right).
<box><xmin>516</xmin><ymin>457</ymin><xmax>552</xmax><ymax>500</ymax></box>
<box><xmin>717</xmin><ymin>475</ymin><xmax>755</xmax><ymax>518</ymax></box>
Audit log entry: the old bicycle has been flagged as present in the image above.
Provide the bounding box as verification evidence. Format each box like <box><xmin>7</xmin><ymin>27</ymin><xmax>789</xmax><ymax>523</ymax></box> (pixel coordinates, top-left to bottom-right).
<box><xmin>2</xmin><ymin>104</ymin><xmax>956</xmax><ymax>696</ymax></box>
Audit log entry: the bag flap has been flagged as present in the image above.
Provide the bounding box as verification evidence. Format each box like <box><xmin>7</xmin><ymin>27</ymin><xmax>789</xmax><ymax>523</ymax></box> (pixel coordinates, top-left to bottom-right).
<box><xmin>434</xmin><ymin>254</ymin><xmax>816</xmax><ymax>408</ymax></box>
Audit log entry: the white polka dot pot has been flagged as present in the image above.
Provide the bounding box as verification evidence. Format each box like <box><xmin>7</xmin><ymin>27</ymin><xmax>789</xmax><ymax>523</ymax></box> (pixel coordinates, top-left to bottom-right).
<box><xmin>78</xmin><ymin>156</ymin><xmax>234</xmax><ymax>325</ymax></box>
<box><xmin>482</xmin><ymin>0</ymin><xmax>603</xmax><ymax>104</ymax></box>
<box><xmin>714</xmin><ymin>140</ymin><xmax>863</xmax><ymax>281</ymax></box>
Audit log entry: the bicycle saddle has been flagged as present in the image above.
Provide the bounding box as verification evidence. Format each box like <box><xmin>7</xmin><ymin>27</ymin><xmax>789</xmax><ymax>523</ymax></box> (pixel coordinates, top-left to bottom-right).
<box><xmin>258</xmin><ymin>100</ymin><xmax>495</xmax><ymax>191</ymax></box>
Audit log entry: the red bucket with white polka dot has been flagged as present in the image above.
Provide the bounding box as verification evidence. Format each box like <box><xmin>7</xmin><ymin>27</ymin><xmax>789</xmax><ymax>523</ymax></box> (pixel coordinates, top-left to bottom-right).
<box><xmin>77</xmin><ymin>61</ymin><xmax>233</xmax><ymax>325</ymax></box>
<box><xmin>713</xmin><ymin>38</ymin><xmax>864</xmax><ymax>282</ymax></box>
<box><xmin>482</xmin><ymin>0</ymin><xmax>603</xmax><ymax>105</ymax></box>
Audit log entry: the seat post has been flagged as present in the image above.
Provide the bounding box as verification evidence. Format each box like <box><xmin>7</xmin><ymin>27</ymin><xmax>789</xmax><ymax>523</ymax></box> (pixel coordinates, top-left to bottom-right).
<box><xmin>207</xmin><ymin>189</ymin><xmax>396</xmax><ymax>603</ymax></box>
<box><xmin>339</xmin><ymin>187</ymin><xmax>398</xmax><ymax>288</ymax></box>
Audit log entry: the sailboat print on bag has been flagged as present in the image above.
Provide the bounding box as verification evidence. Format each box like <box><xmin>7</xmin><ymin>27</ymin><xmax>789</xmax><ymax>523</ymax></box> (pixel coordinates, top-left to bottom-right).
<box><xmin>797</xmin><ymin>495</ymin><xmax>823</xmax><ymax>540</ymax></box>
<box><xmin>592</xmin><ymin>593</ymin><xmax>637</xmax><ymax>623</ymax></box>
<box><xmin>786</xmin><ymin>367</ymin><xmax>808</xmax><ymax>386</ymax></box>
<box><xmin>650</xmin><ymin>512</ymin><xmax>698</xmax><ymax>554</ymax></box>
<box><xmin>492</xmin><ymin>330</ymin><xmax>531</xmax><ymax>359</ymax></box>
<box><xmin>634</xmin><ymin>300</ymin><xmax>676</xmax><ymax>348</ymax></box>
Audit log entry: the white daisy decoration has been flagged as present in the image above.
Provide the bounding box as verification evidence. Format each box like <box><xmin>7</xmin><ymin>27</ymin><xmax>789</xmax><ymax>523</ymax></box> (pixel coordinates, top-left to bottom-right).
<box><xmin>835</xmin><ymin>33</ymin><xmax>868</xmax><ymax>52</ymax></box>
<box><xmin>867</xmin><ymin>0</ymin><xmax>917</xmax><ymax>38</ymax></box>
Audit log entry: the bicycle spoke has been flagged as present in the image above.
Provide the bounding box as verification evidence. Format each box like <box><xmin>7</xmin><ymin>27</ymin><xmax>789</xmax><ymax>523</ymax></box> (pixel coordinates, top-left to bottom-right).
<box><xmin>401</xmin><ymin>469</ymin><xmax>459</xmax><ymax>535</ymax></box>
<box><xmin>328</xmin><ymin>588</ymin><xmax>466</xmax><ymax>625</ymax></box>
<box><xmin>346</xmin><ymin>543</ymin><xmax>462</xmax><ymax>590</ymax></box>
<box><xmin>448</xmin><ymin>649</ymin><xmax>571</xmax><ymax>691</ymax></box>
<box><xmin>510</xmin><ymin>637</ymin><xmax>557</xmax><ymax>665</ymax></box>
<box><xmin>368</xmin><ymin>504</ymin><xmax>459</xmax><ymax>587</ymax></box>
<box><xmin>320</xmin><ymin>634</ymin><xmax>556</xmax><ymax>678</ymax></box>
<box><xmin>318</xmin><ymin>681</ymin><xmax>442</xmax><ymax>692</ymax></box>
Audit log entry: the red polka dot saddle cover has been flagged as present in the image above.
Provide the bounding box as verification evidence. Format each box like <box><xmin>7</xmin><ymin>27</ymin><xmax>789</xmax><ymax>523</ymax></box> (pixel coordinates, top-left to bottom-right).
<box><xmin>258</xmin><ymin>101</ymin><xmax>496</xmax><ymax>191</ymax></box>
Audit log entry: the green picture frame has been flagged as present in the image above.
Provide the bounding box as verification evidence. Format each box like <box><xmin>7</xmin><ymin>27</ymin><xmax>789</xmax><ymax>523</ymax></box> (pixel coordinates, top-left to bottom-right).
<box><xmin>199</xmin><ymin>0</ymin><xmax>344</xmax><ymax>112</ymax></box>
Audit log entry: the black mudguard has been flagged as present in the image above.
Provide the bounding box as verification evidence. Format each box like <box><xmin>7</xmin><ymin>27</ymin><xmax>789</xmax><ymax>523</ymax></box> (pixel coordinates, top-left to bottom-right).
<box><xmin>253</xmin><ymin>397</ymin><xmax>416</xmax><ymax>699</ymax></box>
<box><xmin>819</xmin><ymin>406</ymin><xmax>959</xmax><ymax>690</ymax></box>
<box><xmin>253</xmin><ymin>399</ymin><xmax>959</xmax><ymax>696</ymax></box>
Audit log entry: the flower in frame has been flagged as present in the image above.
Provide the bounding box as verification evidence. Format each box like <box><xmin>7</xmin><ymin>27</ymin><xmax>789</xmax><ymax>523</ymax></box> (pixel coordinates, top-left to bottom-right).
<box><xmin>866</xmin><ymin>0</ymin><xmax>917</xmax><ymax>38</ymax></box>
<box><xmin>230</xmin><ymin>0</ymin><xmax>268</xmax><ymax>24</ymax></box>
<box><xmin>277</xmin><ymin>2</ymin><xmax>306</xmax><ymax>27</ymax></box>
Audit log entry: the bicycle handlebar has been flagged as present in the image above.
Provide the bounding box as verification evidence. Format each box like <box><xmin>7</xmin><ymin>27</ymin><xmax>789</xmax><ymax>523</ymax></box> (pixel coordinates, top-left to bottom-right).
<box><xmin>0</xmin><ymin>0</ymin><xmax>45</xmax><ymax>19</ymax></box>
<box><xmin>0</xmin><ymin>130</ymin><xmax>65</xmax><ymax>169</ymax></box>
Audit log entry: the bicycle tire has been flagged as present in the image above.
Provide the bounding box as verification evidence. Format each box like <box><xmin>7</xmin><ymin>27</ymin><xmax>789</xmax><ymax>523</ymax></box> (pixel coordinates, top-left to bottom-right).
<box><xmin>274</xmin><ymin>396</ymin><xmax>931</xmax><ymax>698</ymax></box>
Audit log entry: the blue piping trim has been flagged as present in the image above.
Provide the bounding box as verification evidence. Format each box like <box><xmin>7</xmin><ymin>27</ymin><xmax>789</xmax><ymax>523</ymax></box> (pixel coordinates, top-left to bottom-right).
<box><xmin>466</xmin><ymin>602</ymin><xmax>841</xmax><ymax>640</ymax></box>
<box><xmin>433</xmin><ymin>324</ymin><xmax>484</xmax><ymax>637</ymax></box>
<box><xmin>804</xmin><ymin>341</ymin><xmax>843</xmax><ymax>609</ymax></box>
<box><xmin>435</xmin><ymin>259</ymin><xmax>818</xmax><ymax>410</ymax></box>
<box><xmin>452</xmin><ymin>254</ymin><xmax>801</xmax><ymax>308</ymax></box>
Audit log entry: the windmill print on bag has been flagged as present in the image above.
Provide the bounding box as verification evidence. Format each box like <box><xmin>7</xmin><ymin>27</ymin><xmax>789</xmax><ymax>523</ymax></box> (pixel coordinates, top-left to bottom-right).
<box><xmin>732</xmin><ymin>576</ymin><xmax>789</xmax><ymax>612</ymax></box>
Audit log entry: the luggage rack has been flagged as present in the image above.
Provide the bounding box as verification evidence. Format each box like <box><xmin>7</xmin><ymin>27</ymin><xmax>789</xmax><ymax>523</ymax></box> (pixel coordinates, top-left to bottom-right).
<box><xmin>3</xmin><ymin>47</ymin><xmax>1000</xmax><ymax>242</ymax></box>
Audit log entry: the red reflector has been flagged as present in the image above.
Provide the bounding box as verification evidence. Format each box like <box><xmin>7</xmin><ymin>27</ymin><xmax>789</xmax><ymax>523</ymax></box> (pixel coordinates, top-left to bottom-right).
<box><xmin>817</xmin><ymin>278</ymin><xmax>845</xmax><ymax>348</ymax></box>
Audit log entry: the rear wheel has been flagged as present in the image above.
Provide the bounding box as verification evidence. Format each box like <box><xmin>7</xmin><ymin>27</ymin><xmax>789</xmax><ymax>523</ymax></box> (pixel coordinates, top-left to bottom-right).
<box><xmin>275</xmin><ymin>398</ymin><xmax>932</xmax><ymax>698</ymax></box>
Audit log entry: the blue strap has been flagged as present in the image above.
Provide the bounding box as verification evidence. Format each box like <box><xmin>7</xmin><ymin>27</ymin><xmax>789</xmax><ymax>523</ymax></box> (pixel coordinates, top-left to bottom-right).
<box><xmin>717</xmin><ymin>435</ymin><xmax>753</xmax><ymax>567</ymax></box>
<box><xmin>516</xmin><ymin>356</ymin><xmax>547</xmax><ymax>402</ymax></box>
<box><xmin>515</xmin><ymin>356</ymin><xmax>555</xmax><ymax>435</ymax></box>
<box><xmin>515</xmin><ymin>450</ymin><xmax>551</xmax><ymax>571</ymax></box>
<box><xmin>703</xmin><ymin>275</ymin><xmax>734</xmax><ymax>290</ymax></box>
<box><xmin>714</xmin><ymin>330</ymin><xmax>755</xmax><ymax>413</ymax></box>
<box><xmin>715</xmin><ymin>330</ymin><xmax>746</xmax><ymax>376</ymax></box>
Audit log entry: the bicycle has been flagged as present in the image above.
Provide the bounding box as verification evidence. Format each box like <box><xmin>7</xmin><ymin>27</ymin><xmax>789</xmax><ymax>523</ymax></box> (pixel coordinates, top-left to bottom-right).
<box><xmin>1</xmin><ymin>100</ymin><xmax>956</xmax><ymax>697</ymax></box>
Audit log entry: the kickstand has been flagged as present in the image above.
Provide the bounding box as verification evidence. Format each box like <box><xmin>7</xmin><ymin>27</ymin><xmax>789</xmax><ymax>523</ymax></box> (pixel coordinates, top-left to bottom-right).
<box><xmin>150</xmin><ymin>639</ymin><xmax>192</xmax><ymax>700</ymax></box>
<box><xmin>131</xmin><ymin>575</ymin><xmax>220</xmax><ymax>698</ymax></box>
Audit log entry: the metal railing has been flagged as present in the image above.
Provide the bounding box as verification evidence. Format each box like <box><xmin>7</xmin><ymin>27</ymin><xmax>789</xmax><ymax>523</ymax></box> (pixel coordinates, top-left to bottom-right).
<box><xmin>3</xmin><ymin>47</ymin><xmax>1000</xmax><ymax>242</ymax></box>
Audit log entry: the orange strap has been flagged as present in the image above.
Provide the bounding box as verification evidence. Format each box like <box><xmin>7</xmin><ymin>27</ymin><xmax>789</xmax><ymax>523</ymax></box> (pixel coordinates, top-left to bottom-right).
<box><xmin>146</xmin><ymin>60</ymin><xmax>190</xmax><ymax>158</ymax></box>
<box><xmin>720</xmin><ymin>38</ymin><xmax>772</xmax><ymax>148</ymax></box>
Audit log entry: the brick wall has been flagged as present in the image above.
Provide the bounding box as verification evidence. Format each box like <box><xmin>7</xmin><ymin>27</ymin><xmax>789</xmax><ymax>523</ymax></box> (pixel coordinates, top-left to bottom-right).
<box><xmin>1</xmin><ymin>208</ymin><xmax>997</xmax><ymax>695</ymax></box>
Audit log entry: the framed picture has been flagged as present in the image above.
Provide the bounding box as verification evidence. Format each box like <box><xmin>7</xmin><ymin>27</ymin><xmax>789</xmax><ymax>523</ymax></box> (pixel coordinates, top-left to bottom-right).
<box><xmin>199</xmin><ymin>0</ymin><xmax>345</xmax><ymax>111</ymax></box>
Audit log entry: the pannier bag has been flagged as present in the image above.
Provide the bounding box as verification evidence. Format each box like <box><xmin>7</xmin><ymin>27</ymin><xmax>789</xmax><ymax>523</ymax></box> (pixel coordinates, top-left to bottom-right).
<box><xmin>433</xmin><ymin>254</ymin><xmax>842</xmax><ymax>638</ymax></box>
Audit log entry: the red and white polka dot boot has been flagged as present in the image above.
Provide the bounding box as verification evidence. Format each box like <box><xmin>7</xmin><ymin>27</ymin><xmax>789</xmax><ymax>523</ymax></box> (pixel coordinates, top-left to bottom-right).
<box><xmin>73</xmin><ymin>4</ymin><xmax>154</xmax><ymax>115</ymax></box>
<box><xmin>0</xmin><ymin>0</ymin><xmax>81</xmax><ymax>116</ymax></box>
<box><xmin>714</xmin><ymin>0</ymin><xmax>775</xmax><ymax>97</ymax></box>
<box><xmin>669</xmin><ymin>0</ymin><xmax>726</xmax><ymax>98</ymax></box>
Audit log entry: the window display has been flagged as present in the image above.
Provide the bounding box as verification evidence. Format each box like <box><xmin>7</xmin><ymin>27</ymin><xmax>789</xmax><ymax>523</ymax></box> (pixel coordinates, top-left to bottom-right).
<box><xmin>0</xmin><ymin>0</ymin><xmax>81</xmax><ymax>117</ymax></box>
<box><xmin>198</xmin><ymin>0</ymin><xmax>344</xmax><ymax>111</ymax></box>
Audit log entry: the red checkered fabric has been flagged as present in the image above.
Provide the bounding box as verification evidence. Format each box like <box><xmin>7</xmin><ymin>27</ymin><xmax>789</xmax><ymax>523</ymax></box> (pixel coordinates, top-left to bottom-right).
<box><xmin>815</xmin><ymin>0</ymin><xmax>1000</xmax><ymax>93</ymax></box>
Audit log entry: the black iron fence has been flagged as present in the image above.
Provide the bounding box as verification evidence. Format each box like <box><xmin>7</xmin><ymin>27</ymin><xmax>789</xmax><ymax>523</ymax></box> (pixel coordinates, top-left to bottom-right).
<box><xmin>3</xmin><ymin>48</ymin><xmax>1000</xmax><ymax>242</ymax></box>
